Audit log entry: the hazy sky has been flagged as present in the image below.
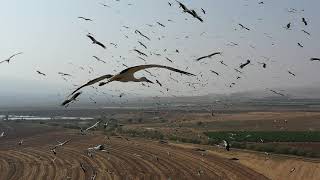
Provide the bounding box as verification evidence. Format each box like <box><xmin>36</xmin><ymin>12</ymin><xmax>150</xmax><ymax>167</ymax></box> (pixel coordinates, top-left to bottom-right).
<box><xmin>0</xmin><ymin>0</ymin><xmax>320</xmax><ymax>105</ymax></box>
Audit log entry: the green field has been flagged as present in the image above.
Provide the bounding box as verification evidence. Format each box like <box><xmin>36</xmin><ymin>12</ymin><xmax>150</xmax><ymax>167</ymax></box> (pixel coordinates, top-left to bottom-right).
<box><xmin>205</xmin><ymin>131</ymin><xmax>320</xmax><ymax>143</ymax></box>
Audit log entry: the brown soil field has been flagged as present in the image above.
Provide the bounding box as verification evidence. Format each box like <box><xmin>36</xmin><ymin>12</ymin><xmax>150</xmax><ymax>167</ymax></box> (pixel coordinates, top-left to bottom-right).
<box><xmin>0</xmin><ymin>123</ymin><xmax>268</xmax><ymax>180</ymax></box>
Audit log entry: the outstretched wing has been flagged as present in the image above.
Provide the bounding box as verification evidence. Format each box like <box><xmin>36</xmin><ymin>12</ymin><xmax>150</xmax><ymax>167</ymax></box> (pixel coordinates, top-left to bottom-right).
<box><xmin>70</xmin><ymin>74</ymin><xmax>113</xmax><ymax>95</ymax></box>
<box><xmin>9</xmin><ymin>52</ymin><xmax>23</xmax><ymax>59</ymax></box>
<box><xmin>95</xmin><ymin>41</ymin><xmax>106</xmax><ymax>49</ymax></box>
<box><xmin>119</xmin><ymin>64</ymin><xmax>196</xmax><ymax>77</ymax></box>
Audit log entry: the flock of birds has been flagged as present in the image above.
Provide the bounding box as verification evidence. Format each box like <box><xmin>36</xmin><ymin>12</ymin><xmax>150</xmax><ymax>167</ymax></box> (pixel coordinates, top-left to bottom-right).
<box><xmin>0</xmin><ymin>0</ymin><xmax>318</xmax><ymax>178</ymax></box>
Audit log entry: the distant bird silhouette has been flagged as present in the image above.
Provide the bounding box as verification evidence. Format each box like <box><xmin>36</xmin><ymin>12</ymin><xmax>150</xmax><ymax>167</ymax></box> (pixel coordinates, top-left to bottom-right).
<box><xmin>269</xmin><ymin>89</ymin><xmax>285</xmax><ymax>96</ymax></box>
<box><xmin>176</xmin><ymin>1</ymin><xmax>203</xmax><ymax>22</ymax></box>
<box><xmin>165</xmin><ymin>57</ymin><xmax>173</xmax><ymax>63</ymax></box>
<box><xmin>138</xmin><ymin>41</ymin><xmax>147</xmax><ymax>49</ymax></box>
<box><xmin>93</xmin><ymin>56</ymin><xmax>106</xmax><ymax>63</ymax></box>
<box><xmin>135</xmin><ymin>30</ymin><xmax>150</xmax><ymax>40</ymax></box>
<box><xmin>220</xmin><ymin>61</ymin><xmax>228</xmax><ymax>66</ymax></box>
<box><xmin>302</xmin><ymin>30</ymin><xmax>310</xmax><ymax>36</ymax></box>
<box><xmin>257</xmin><ymin>62</ymin><xmax>267</xmax><ymax>68</ymax></box>
<box><xmin>58</xmin><ymin>72</ymin><xmax>72</xmax><ymax>76</ymax></box>
<box><xmin>168</xmin><ymin>2</ymin><xmax>172</xmax><ymax>6</ymax></box>
<box><xmin>78</xmin><ymin>17</ymin><xmax>92</xmax><ymax>21</ymax></box>
<box><xmin>196</xmin><ymin>52</ymin><xmax>222</xmax><ymax>61</ymax></box>
<box><xmin>302</xmin><ymin>18</ymin><xmax>307</xmax><ymax>26</ymax></box>
<box><xmin>99</xmin><ymin>3</ymin><xmax>110</xmax><ymax>7</ymax></box>
<box><xmin>51</xmin><ymin>139</ymin><xmax>71</xmax><ymax>150</ymax></box>
<box><xmin>157</xmin><ymin>22</ymin><xmax>165</xmax><ymax>27</ymax></box>
<box><xmin>288</xmin><ymin>70</ymin><xmax>296</xmax><ymax>77</ymax></box>
<box><xmin>156</xmin><ymin>80</ymin><xmax>162</xmax><ymax>87</ymax></box>
<box><xmin>0</xmin><ymin>52</ymin><xmax>23</xmax><ymax>64</ymax></box>
<box><xmin>238</xmin><ymin>23</ymin><xmax>250</xmax><ymax>31</ymax></box>
<box><xmin>201</xmin><ymin>8</ymin><xmax>206</xmax><ymax>14</ymax></box>
<box><xmin>286</xmin><ymin>23</ymin><xmax>291</xmax><ymax>30</ymax></box>
<box><xmin>297</xmin><ymin>43</ymin><xmax>303</xmax><ymax>48</ymax></box>
<box><xmin>210</xmin><ymin>70</ymin><xmax>219</xmax><ymax>76</ymax></box>
<box><xmin>310</xmin><ymin>58</ymin><xmax>320</xmax><ymax>61</ymax></box>
<box><xmin>134</xmin><ymin>49</ymin><xmax>148</xmax><ymax>57</ymax></box>
<box><xmin>98</xmin><ymin>64</ymin><xmax>195</xmax><ymax>86</ymax></box>
<box><xmin>240</xmin><ymin>60</ymin><xmax>251</xmax><ymax>69</ymax></box>
<box><xmin>36</xmin><ymin>71</ymin><xmax>46</xmax><ymax>76</ymax></box>
<box><xmin>61</xmin><ymin>92</ymin><xmax>82</xmax><ymax>106</ymax></box>
<box><xmin>87</xmin><ymin>33</ymin><xmax>106</xmax><ymax>49</ymax></box>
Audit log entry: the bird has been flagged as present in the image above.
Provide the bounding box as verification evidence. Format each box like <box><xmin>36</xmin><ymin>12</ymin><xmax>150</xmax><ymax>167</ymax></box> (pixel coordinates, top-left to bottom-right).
<box><xmin>99</xmin><ymin>3</ymin><xmax>110</xmax><ymax>7</ymax></box>
<box><xmin>269</xmin><ymin>89</ymin><xmax>285</xmax><ymax>96</ymax></box>
<box><xmin>0</xmin><ymin>52</ymin><xmax>23</xmax><ymax>64</ymax></box>
<box><xmin>222</xmin><ymin>140</ymin><xmax>230</xmax><ymax>151</ymax></box>
<box><xmin>220</xmin><ymin>61</ymin><xmax>228</xmax><ymax>66</ymax></box>
<box><xmin>297</xmin><ymin>43</ymin><xmax>304</xmax><ymax>48</ymax></box>
<box><xmin>78</xmin><ymin>17</ymin><xmax>92</xmax><ymax>21</ymax></box>
<box><xmin>98</xmin><ymin>64</ymin><xmax>195</xmax><ymax>86</ymax></box>
<box><xmin>61</xmin><ymin>92</ymin><xmax>82</xmax><ymax>106</ymax></box>
<box><xmin>138</xmin><ymin>41</ymin><xmax>147</xmax><ymax>49</ymax></box>
<box><xmin>288</xmin><ymin>70</ymin><xmax>296</xmax><ymax>77</ymax></box>
<box><xmin>234</xmin><ymin>68</ymin><xmax>243</xmax><ymax>74</ymax></box>
<box><xmin>201</xmin><ymin>8</ymin><xmax>206</xmax><ymax>14</ymax></box>
<box><xmin>310</xmin><ymin>58</ymin><xmax>320</xmax><ymax>61</ymax></box>
<box><xmin>51</xmin><ymin>139</ymin><xmax>71</xmax><ymax>150</ymax></box>
<box><xmin>302</xmin><ymin>18</ymin><xmax>307</xmax><ymax>26</ymax></box>
<box><xmin>238</xmin><ymin>23</ymin><xmax>250</xmax><ymax>31</ymax></box>
<box><xmin>69</xmin><ymin>74</ymin><xmax>113</xmax><ymax>95</ymax></box>
<box><xmin>82</xmin><ymin>121</ymin><xmax>101</xmax><ymax>133</ymax></box>
<box><xmin>157</xmin><ymin>22</ymin><xmax>165</xmax><ymax>27</ymax></box>
<box><xmin>240</xmin><ymin>60</ymin><xmax>251</xmax><ymax>69</ymax></box>
<box><xmin>168</xmin><ymin>2</ymin><xmax>172</xmax><ymax>6</ymax></box>
<box><xmin>36</xmin><ymin>71</ymin><xmax>46</xmax><ymax>76</ymax></box>
<box><xmin>133</xmin><ymin>49</ymin><xmax>148</xmax><ymax>57</ymax></box>
<box><xmin>257</xmin><ymin>62</ymin><xmax>267</xmax><ymax>68</ymax></box>
<box><xmin>0</xmin><ymin>132</ymin><xmax>4</xmax><ymax>137</ymax></box>
<box><xmin>135</xmin><ymin>30</ymin><xmax>150</xmax><ymax>40</ymax></box>
<box><xmin>210</xmin><ymin>70</ymin><xmax>219</xmax><ymax>76</ymax></box>
<box><xmin>92</xmin><ymin>56</ymin><xmax>106</xmax><ymax>63</ymax></box>
<box><xmin>195</xmin><ymin>52</ymin><xmax>222</xmax><ymax>61</ymax></box>
<box><xmin>18</xmin><ymin>139</ymin><xmax>23</xmax><ymax>145</ymax></box>
<box><xmin>302</xmin><ymin>30</ymin><xmax>310</xmax><ymax>36</ymax></box>
<box><xmin>286</xmin><ymin>23</ymin><xmax>291</xmax><ymax>30</ymax></box>
<box><xmin>176</xmin><ymin>1</ymin><xmax>203</xmax><ymax>22</ymax></box>
<box><xmin>58</xmin><ymin>72</ymin><xmax>72</xmax><ymax>76</ymax></box>
<box><xmin>165</xmin><ymin>57</ymin><xmax>173</xmax><ymax>63</ymax></box>
<box><xmin>86</xmin><ymin>33</ymin><xmax>106</xmax><ymax>49</ymax></box>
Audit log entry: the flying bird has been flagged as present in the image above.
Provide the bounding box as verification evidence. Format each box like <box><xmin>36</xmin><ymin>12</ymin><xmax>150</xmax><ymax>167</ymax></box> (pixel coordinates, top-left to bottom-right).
<box><xmin>195</xmin><ymin>52</ymin><xmax>222</xmax><ymax>61</ymax></box>
<box><xmin>0</xmin><ymin>132</ymin><xmax>4</xmax><ymax>137</ymax></box>
<box><xmin>58</xmin><ymin>72</ymin><xmax>72</xmax><ymax>76</ymax></box>
<box><xmin>99</xmin><ymin>64</ymin><xmax>195</xmax><ymax>86</ymax></box>
<box><xmin>257</xmin><ymin>62</ymin><xmax>267</xmax><ymax>68</ymax></box>
<box><xmin>0</xmin><ymin>52</ymin><xmax>23</xmax><ymax>64</ymax></box>
<box><xmin>240</xmin><ymin>60</ymin><xmax>251</xmax><ymax>69</ymax></box>
<box><xmin>156</xmin><ymin>80</ymin><xmax>162</xmax><ymax>87</ymax></box>
<box><xmin>168</xmin><ymin>2</ymin><xmax>172</xmax><ymax>6</ymax></box>
<box><xmin>297</xmin><ymin>43</ymin><xmax>304</xmax><ymax>47</ymax></box>
<box><xmin>286</xmin><ymin>23</ymin><xmax>291</xmax><ymax>30</ymax></box>
<box><xmin>220</xmin><ymin>61</ymin><xmax>228</xmax><ymax>66</ymax></box>
<box><xmin>138</xmin><ymin>41</ymin><xmax>147</xmax><ymax>49</ymax></box>
<box><xmin>36</xmin><ymin>71</ymin><xmax>46</xmax><ymax>76</ymax></box>
<box><xmin>78</xmin><ymin>17</ymin><xmax>92</xmax><ymax>21</ymax></box>
<box><xmin>176</xmin><ymin>1</ymin><xmax>203</xmax><ymax>22</ymax></box>
<box><xmin>302</xmin><ymin>18</ymin><xmax>307</xmax><ymax>26</ymax></box>
<box><xmin>133</xmin><ymin>49</ymin><xmax>148</xmax><ymax>57</ymax></box>
<box><xmin>210</xmin><ymin>70</ymin><xmax>219</xmax><ymax>76</ymax></box>
<box><xmin>157</xmin><ymin>22</ymin><xmax>165</xmax><ymax>27</ymax></box>
<box><xmin>165</xmin><ymin>57</ymin><xmax>173</xmax><ymax>63</ymax></box>
<box><xmin>83</xmin><ymin>121</ymin><xmax>101</xmax><ymax>133</ymax></box>
<box><xmin>310</xmin><ymin>58</ymin><xmax>320</xmax><ymax>61</ymax></box>
<box><xmin>61</xmin><ymin>92</ymin><xmax>82</xmax><ymax>106</ymax></box>
<box><xmin>269</xmin><ymin>89</ymin><xmax>285</xmax><ymax>96</ymax></box>
<box><xmin>223</xmin><ymin>140</ymin><xmax>230</xmax><ymax>151</ymax></box>
<box><xmin>201</xmin><ymin>8</ymin><xmax>206</xmax><ymax>14</ymax></box>
<box><xmin>92</xmin><ymin>56</ymin><xmax>106</xmax><ymax>63</ymax></box>
<box><xmin>288</xmin><ymin>70</ymin><xmax>296</xmax><ymax>76</ymax></box>
<box><xmin>238</xmin><ymin>24</ymin><xmax>250</xmax><ymax>31</ymax></box>
<box><xmin>86</xmin><ymin>33</ymin><xmax>106</xmax><ymax>49</ymax></box>
<box><xmin>51</xmin><ymin>139</ymin><xmax>71</xmax><ymax>150</ymax></box>
<box><xmin>69</xmin><ymin>74</ymin><xmax>113</xmax><ymax>95</ymax></box>
<box><xmin>301</xmin><ymin>30</ymin><xmax>310</xmax><ymax>36</ymax></box>
<box><xmin>135</xmin><ymin>30</ymin><xmax>150</xmax><ymax>40</ymax></box>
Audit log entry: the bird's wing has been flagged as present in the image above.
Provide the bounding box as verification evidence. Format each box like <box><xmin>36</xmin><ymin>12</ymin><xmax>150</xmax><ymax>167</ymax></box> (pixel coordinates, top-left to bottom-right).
<box><xmin>195</xmin><ymin>56</ymin><xmax>207</xmax><ymax>61</ymax></box>
<box><xmin>70</xmin><ymin>74</ymin><xmax>113</xmax><ymax>95</ymax></box>
<box><xmin>9</xmin><ymin>52</ymin><xmax>23</xmax><ymax>59</ymax></box>
<box><xmin>86</xmin><ymin>34</ymin><xmax>96</xmax><ymax>42</ymax></box>
<box><xmin>119</xmin><ymin>64</ymin><xmax>196</xmax><ymax>77</ymax></box>
<box><xmin>95</xmin><ymin>41</ymin><xmax>106</xmax><ymax>49</ymax></box>
<box><xmin>208</xmin><ymin>52</ymin><xmax>222</xmax><ymax>57</ymax></box>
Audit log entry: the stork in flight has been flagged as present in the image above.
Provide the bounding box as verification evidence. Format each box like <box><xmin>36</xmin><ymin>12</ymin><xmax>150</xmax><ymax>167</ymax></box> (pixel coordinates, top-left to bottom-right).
<box><xmin>81</xmin><ymin>121</ymin><xmax>101</xmax><ymax>134</ymax></box>
<box><xmin>36</xmin><ymin>71</ymin><xmax>46</xmax><ymax>76</ymax></box>
<box><xmin>176</xmin><ymin>1</ymin><xmax>203</xmax><ymax>22</ymax></box>
<box><xmin>98</xmin><ymin>64</ymin><xmax>195</xmax><ymax>86</ymax></box>
<box><xmin>86</xmin><ymin>33</ymin><xmax>106</xmax><ymax>49</ymax></box>
<box><xmin>92</xmin><ymin>56</ymin><xmax>106</xmax><ymax>63</ymax></box>
<box><xmin>195</xmin><ymin>52</ymin><xmax>222</xmax><ymax>61</ymax></box>
<box><xmin>310</xmin><ymin>58</ymin><xmax>320</xmax><ymax>61</ymax></box>
<box><xmin>238</xmin><ymin>24</ymin><xmax>250</xmax><ymax>31</ymax></box>
<box><xmin>78</xmin><ymin>17</ymin><xmax>93</xmax><ymax>21</ymax></box>
<box><xmin>69</xmin><ymin>75</ymin><xmax>113</xmax><ymax>95</ymax></box>
<box><xmin>240</xmin><ymin>60</ymin><xmax>251</xmax><ymax>69</ymax></box>
<box><xmin>87</xmin><ymin>144</ymin><xmax>106</xmax><ymax>157</ymax></box>
<box><xmin>0</xmin><ymin>52</ymin><xmax>23</xmax><ymax>64</ymax></box>
<box><xmin>51</xmin><ymin>139</ymin><xmax>71</xmax><ymax>150</ymax></box>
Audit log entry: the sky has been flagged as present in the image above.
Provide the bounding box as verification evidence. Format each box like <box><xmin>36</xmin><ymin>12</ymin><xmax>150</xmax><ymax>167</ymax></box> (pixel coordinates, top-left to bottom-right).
<box><xmin>0</xmin><ymin>0</ymin><xmax>320</xmax><ymax>106</ymax></box>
